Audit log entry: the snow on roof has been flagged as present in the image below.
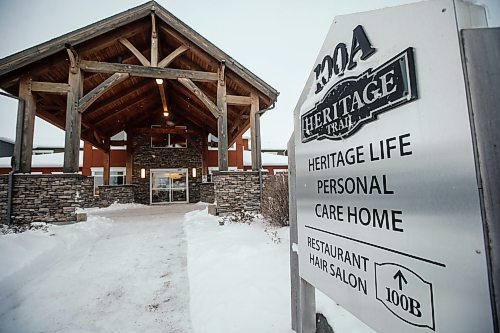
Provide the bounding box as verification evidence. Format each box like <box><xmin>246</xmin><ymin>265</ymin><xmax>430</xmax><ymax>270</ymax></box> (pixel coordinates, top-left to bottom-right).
<box><xmin>0</xmin><ymin>151</ymin><xmax>83</xmax><ymax>168</ymax></box>
<box><xmin>0</xmin><ymin>137</ymin><xmax>15</xmax><ymax>144</ymax></box>
<box><xmin>243</xmin><ymin>150</ymin><xmax>288</xmax><ymax>167</ymax></box>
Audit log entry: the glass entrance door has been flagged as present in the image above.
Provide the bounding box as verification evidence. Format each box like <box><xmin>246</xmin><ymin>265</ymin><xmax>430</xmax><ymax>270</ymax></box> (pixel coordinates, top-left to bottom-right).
<box><xmin>150</xmin><ymin>169</ymin><xmax>188</xmax><ymax>204</ymax></box>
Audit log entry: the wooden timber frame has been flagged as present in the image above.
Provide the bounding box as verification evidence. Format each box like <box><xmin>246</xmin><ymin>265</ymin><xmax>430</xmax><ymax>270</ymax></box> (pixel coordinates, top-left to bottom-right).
<box><xmin>0</xmin><ymin>1</ymin><xmax>278</xmax><ymax>177</ymax></box>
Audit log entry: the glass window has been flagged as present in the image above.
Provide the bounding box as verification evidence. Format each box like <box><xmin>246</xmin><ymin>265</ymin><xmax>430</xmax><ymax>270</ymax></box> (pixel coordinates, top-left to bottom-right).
<box><xmin>151</xmin><ymin>170</ymin><xmax>188</xmax><ymax>203</ymax></box>
<box><xmin>151</xmin><ymin>125</ymin><xmax>187</xmax><ymax>148</ymax></box>
<box><xmin>208</xmin><ymin>134</ymin><xmax>236</xmax><ymax>150</ymax></box>
<box><xmin>170</xmin><ymin>134</ymin><xmax>187</xmax><ymax>148</ymax></box>
<box><xmin>91</xmin><ymin>168</ymin><xmax>125</xmax><ymax>195</ymax></box>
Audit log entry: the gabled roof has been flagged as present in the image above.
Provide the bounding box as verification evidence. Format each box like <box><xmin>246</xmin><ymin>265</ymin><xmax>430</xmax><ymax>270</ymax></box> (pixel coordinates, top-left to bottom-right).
<box><xmin>0</xmin><ymin>1</ymin><xmax>278</xmax><ymax>150</ymax></box>
<box><xmin>0</xmin><ymin>1</ymin><xmax>278</xmax><ymax>101</ymax></box>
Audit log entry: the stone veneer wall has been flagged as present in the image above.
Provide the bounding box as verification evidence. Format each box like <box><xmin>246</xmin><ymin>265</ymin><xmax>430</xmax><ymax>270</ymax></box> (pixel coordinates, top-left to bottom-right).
<box><xmin>97</xmin><ymin>185</ymin><xmax>135</xmax><ymax>207</ymax></box>
<box><xmin>200</xmin><ymin>182</ymin><xmax>215</xmax><ymax>203</ymax></box>
<box><xmin>0</xmin><ymin>174</ymin><xmax>94</xmax><ymax>225</ymax></box>
<box><xmin>132</xmin><ymin>134</ymin><xmax>203</xmax><ymax>204</ymax></box>
<box><xmin>213</xmin><ymin>171</ymin><xmax>266</xmax><ymax>214</ymax></box>
<box><xmin>0</xmin><ymin>176</ymin><xmax>8</xmax><ymax>224</ymax></box>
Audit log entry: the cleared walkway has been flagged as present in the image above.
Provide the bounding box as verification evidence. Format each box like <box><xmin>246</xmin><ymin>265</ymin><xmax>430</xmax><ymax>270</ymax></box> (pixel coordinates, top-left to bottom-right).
<box><xmin>0</xmin><ymin>203</ymin><xmax>203</xmax><ymax>333</ymax></box>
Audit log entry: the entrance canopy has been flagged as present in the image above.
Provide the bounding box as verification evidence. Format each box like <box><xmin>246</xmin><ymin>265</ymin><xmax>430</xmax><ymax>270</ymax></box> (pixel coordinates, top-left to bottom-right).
<box><xmin>0</xmin><ymin>1</ymin><xmax>278</xmax><ymax>173</ymax></box>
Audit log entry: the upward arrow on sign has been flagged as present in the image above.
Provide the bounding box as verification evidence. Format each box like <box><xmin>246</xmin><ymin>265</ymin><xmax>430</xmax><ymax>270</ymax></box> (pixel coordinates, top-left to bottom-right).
<box><xmin>393</xmin><ymin>270</ymin><xmax>408</xmax><ymax>290</ymax></box>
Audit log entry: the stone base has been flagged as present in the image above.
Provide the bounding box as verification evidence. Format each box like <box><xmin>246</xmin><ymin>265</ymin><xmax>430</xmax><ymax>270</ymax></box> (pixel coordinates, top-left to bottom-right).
<box><xmin>76</xmin><ymin>212</ymin><xmax>87</xmax><ymax>222</ymax></box>
<box><xmin>0</xmin><ymin>174</ymin><xmax>94</xmax><ymax>225</ymax></box>
<box><xmin>212</xmin><ymin>171</ymin><xmax>267</xmax><ymax>214</ymax></box>
<box><xmin>207</xmin><ymin>204</ymin><xmax>217</xmax><ymax>216</ymax></box>
<box><xmin>97</xmin><ymin>185</ymin><xmax>135</xmax><ymax>207</ymax></box>
<box><xmin>200</xmin><ymin>182</ymin><xmax>215</xmax><ymax>203</ymax></box>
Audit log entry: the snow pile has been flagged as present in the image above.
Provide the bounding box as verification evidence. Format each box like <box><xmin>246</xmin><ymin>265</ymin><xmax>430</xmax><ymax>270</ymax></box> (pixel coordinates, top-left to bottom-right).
<box><xmin>243</xmin><ymin>150</ymin><xmax>288</xmax><ymax>166</ymax></box>
<box><xmin>184</xmin><ymin>209</ymin><xmax>292</xmax><ymax>333</ymax></box>
<box><xmin>184</xmin><ymin>208</ymin><xmax>374</xmax><ymax>333</ymax></box>
<box><xmin>0</xmin><ymin>151</ymin><xmax>84</xmax><ymax>168</ymax></box>
<box><xmin>0</xmin><ymin>205</ymin><xmax>191</xmax><ymax>333</ymax></box>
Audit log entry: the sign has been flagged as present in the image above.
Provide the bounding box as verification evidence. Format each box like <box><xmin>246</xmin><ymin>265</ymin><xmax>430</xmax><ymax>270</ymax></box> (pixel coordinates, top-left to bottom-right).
<box><xmin>293</xmin><ymin>1</ymin><xmax>494</xmax><ymax>332</ymax></box>
<box><xmin>302</xmin><ymin>47</ymin><xmax>417</xmax><ymax>142</ymax></box>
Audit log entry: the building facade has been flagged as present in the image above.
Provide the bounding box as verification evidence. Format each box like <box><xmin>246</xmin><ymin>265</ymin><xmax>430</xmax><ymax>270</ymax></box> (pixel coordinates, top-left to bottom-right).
<box><xmin>0</xmin><ymin>1</ymin><xmax>280</xmax><ymax>223</ymax></box>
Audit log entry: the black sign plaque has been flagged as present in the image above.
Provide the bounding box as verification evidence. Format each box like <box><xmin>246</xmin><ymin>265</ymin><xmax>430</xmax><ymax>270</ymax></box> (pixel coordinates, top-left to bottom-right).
<box><xmin>301</xmin><ymin>48</ymin><xmax>417</xmax><ymax>143</ymax></box>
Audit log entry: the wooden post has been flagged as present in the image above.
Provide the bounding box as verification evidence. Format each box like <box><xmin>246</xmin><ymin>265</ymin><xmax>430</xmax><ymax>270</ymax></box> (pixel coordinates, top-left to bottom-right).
<box><xmin>462</xmin><ymin>27</ymin><xmax>500</xmax><ymax>330</ymax></box>
<box><xmin>63</xmin><ymin>50</ymin><xmax>83</xmax><ymax>173</ymax></box>
<box><xmin>217</xmin><ymin>61</ymin><xmax>228</xmax><ymax>171</ymax></box>
<box><xmin>126</xmin><ymin>133</ymin><xmax>133</xmax><ymax>185</ymax></box>
<box><xmin>15</xmin><ymin>75</ymin><xmax>36</xmax><ymax>173</ymax></box>
<box><xmin>250</xmin><ymin>92</ymin><xmax>261</xmax><ymax>171</ymax></box>
<box><xmin>151</xmin><ymin>12</ymin><xmax>158</xmax><ymax>67</ymax></box>
<box><xmin>103</xmin><ymin>142</ymin><xmax>110</xmax><ymax>186</ymax></box>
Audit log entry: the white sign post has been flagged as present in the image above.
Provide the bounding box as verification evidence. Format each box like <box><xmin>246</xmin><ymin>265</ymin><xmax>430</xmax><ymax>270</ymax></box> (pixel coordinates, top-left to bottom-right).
<box><xmin>292</xmin><ymin>1</ymin><xmax>496</xmax><ymax>332</ymax></box>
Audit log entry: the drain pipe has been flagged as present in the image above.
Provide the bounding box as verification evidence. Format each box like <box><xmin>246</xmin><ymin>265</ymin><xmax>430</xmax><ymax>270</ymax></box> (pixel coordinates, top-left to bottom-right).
<box><xmin>256</xmin><ymin>103</ymin><xmax>276</xmax><ymax>208</ymax></box>
<box><xmin>1</xmin><ymin>90</ymin><xmax>25</xmax><ymax>225</ymax></box>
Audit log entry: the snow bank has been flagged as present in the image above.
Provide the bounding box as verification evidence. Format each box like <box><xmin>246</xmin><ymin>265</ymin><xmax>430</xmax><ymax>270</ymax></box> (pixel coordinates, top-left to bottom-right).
<box><xmin>0</xmin><ymin>216</ymin><xmax>112</xmax><ymax>282</ymax></box>
<box><xmin>184</xmin><ymin>208</ymin><xmax>374</xmax><ymax>333</ymax></box>
<box><xmin>184</xmin><ymin>209</ymin><xmax>293</xmax><ymax>333</ymax></box>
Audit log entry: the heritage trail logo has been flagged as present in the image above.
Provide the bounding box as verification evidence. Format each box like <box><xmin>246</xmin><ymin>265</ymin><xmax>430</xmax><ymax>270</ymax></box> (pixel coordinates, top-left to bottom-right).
<box><xmin>301</xmin><ymin>48</ymin><xmax>418</xmax><ymax>143</ymax></box>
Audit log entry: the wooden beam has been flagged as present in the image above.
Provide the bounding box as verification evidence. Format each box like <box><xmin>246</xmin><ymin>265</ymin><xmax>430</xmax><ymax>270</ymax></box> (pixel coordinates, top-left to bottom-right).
<box><xmin>168</xmin><ymin>91</ymin><xmax>218</xmax><ymax>131</ymax></box>
<box><xmin>227</xmin><ymin>94</ymin><xmax>253</xmax><ymax>106</ymax></box>
<box><xmin>63</xmin><ymin>58</ymin><xmax>83</xmax><ymax>173</ymax></box>
<box><xmin>93</xmin><ymin>91</ymin><xmax>157</xmax><ymax>125</ymax></box>
<box><xmin>250</xmin><ymin>92</ymin><xmax>261</xmax><ymax>171</ymax></box>
<box><xmin>31</xmin><ymin>81</ymin><xmax>70</xmax><ymax>95</ymax></box>
<box><xmin>79</xmin><ymin>72</ymin><xmax>129</xmax><ymax>113</ymax></box>
<box><xmin>131</xmin><ymin>127</ymin><xmax>197</xmax><ymax>135</ymax></box>
<box><xmin>158</xmin><ymin>45</ymin><xmax>189</xmax><ymax>68</ymax></box>
<box><xmin>119</xmin><ymin>38</ymin><xmax>151</xmax><ymax>66</ymax></box>
<box><xmin>158</xmin><ymin>83</ymin><xmax>168</xmax><ymax>112</ymax></box>
<box><xmin>0</xmin><ymin>3</ymin><xmax>151</xmax><ymax>78</ymax></box>
<box><xmin>85</xmin><ymin>78</ymin><xmax>152</xmax><ymax>115</ymax></box>
<box><xmin>110</xmin><ymin>140</ymin><xmax>127</xmax><ymax>146</ymax></box>
<box><xmin>151</xmin><ymin>12</ymin><xmax>158</xmax><ymax>67</ymax></box>
<box><xmin>80</xmin><ymin>60</ymin><xmax>218</xmax><ymax>82</ymax></box>
<box><xmin>217</xmin><ymin>62</ymin><xmax>228</xmax><ymax>171</ymax></box>
<box><xmin>228</xmin><ymin>106</ymin><xmax>248</xmax><ymax>136</ymax></box>
<box><xmin>177</xmin><ymin>77</ymin><xmax>220</xmax><ymax>118</ymax></box>
<box><xmin>15</xmin><ymin>75</ymin><xmax>37</xmax><ymax>173</ymax></box>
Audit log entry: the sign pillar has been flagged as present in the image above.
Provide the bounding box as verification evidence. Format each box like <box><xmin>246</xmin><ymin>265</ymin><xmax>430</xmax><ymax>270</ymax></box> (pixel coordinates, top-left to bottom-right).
<box><xmin>289</xmin><ymin>135</ymin><xmax>316</xmax><ymax>333</ymax></box>
<box><xmin>461</xmin><ymin>27</ymin><xmax>500</xmax><ymax>330</ymax></box>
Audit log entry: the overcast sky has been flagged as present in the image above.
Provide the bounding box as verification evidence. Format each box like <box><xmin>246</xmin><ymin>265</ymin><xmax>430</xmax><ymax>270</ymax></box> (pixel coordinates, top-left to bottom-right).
<box><xmin>0</xmin><ymin>0</ymin><xmax>499</xmax><ymax>148</ymax></box>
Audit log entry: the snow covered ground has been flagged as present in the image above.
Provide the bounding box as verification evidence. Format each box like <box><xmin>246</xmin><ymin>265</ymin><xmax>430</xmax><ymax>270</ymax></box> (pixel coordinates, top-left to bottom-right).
<box><xmin>0</xmin><ymin>203</ymin><xmax>373</xmax><ymax>333</ymax></box>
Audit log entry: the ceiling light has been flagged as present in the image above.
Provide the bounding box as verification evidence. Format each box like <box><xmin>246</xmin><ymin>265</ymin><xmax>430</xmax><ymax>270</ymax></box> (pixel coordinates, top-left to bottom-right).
<box><xmin>163</xmin><ymin>112</ymin><xmax>169</xmax><ymax>117</ymax></box>
<box><xmin>156</xmin><ymin>78</ymin><xmax>163</xmax><ymax>85</ymax></box>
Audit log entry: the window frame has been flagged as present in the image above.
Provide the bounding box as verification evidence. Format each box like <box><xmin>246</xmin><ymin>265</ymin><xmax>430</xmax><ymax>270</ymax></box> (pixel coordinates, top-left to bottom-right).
<box><xmin>207</xmin><ymin>133</ymin><xmax>236</xmax><ymax>151</ymax></box>
<box><xmin>91</xmin><ymin>167</ymin><xmax>126</xmax><ymax>195</ymax></box>
<box><xmin>151</xmin><ymin>125</ymin><xmax>188</xmax><ymax>149</ymax></box>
